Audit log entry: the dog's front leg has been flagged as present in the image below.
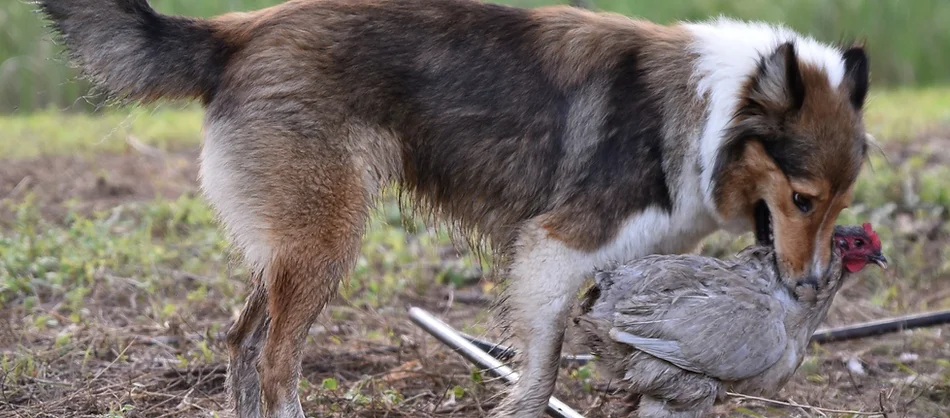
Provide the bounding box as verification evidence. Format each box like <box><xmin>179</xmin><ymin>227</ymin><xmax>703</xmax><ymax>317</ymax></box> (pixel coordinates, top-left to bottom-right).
<box><xmin>491</xmin><ymin>222</ymin><xmax>593</xmax><ymax>418</ymax></box>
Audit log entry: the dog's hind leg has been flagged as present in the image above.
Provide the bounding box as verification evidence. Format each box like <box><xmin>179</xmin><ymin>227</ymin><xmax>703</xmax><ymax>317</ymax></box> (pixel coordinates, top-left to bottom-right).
<box><xmin>491</xmin><ymin>221</ymin><xmax>594</xmax><ymax>418</ymax></box>
<box><xmin>226</xmin><ymin>271</ymin><xmax>269</xmax><ymax>418</ymax></box>
<box><xmin>255</xmin><ymin>169</ymin><xmax>369</xmax><ymax>418</ymax></box>
<box><xmin>201</xmin><ymin>117</ymin><xmax>374</xmax><ymax>418</ymax></box>
<box><xmin>259</xmin><ymin>238</ymin><xmax>362</xmax><ymax>418</ymax></box>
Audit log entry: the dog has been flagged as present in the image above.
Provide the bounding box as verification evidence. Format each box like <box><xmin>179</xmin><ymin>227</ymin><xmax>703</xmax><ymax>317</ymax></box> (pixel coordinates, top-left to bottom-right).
<box><xmin>37</xmin><ymin>0</ymin><xmax>870</xmax><ymax>417</ymax></box>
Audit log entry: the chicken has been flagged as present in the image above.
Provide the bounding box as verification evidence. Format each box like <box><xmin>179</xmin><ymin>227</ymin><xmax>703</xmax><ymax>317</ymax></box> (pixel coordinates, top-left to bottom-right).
<box><xmin>573</xmin><ymin>223</ymin><xmax>887</xmax><ymax>418</ymax></box>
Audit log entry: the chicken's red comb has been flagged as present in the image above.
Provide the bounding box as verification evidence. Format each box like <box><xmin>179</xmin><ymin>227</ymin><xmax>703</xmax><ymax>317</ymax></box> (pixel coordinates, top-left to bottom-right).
<box><xmin>862</xmin><ymin>222</ymin><xmax>881</xmax><ymax>249</ymax></box>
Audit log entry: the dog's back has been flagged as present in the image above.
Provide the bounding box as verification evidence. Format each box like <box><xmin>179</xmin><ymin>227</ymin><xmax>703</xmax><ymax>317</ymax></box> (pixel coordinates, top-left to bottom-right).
<box><xmin>40</xmin><ymin>0</ymin><xmax>707</xmax><ymax>252</ymax></box>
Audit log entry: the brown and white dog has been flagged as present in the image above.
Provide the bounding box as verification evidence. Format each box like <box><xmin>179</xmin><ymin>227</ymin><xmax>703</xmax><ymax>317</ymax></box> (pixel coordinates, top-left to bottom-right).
<box><xmin>37</xmin><ymin>0</ymin><xmax>870</xmax><ymax>417</ymax></box>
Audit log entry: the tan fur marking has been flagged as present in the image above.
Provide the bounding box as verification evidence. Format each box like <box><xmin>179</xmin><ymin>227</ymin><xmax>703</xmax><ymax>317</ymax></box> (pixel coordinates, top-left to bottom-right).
<box><xmin>714</xmin><ymin>141</ymin><xmax>775</xmax><ymax>220</ymax></box>
<box><xmin>795</xmin><ymin>63</ymin><xmax>866</xmax><ymax>189</ymax></box>
<box><xmin>257</xmin><ymin>163</ymin><xmax>368</xmax><ymax>414</ymax></box>
<box><xmin>529</xmin><ymin>7</ymin><xmax>680</xmax><ymax>89</ymax></box>
<box><xmin>789</xmin><ymin>179</ymin><xmax>824</xmax><ymax>199</ymax></box>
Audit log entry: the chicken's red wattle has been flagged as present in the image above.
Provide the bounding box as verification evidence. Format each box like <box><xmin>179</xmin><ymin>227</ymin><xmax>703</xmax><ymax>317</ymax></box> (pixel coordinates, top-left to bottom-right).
<box><xmin>844</xmin><ymin>260</ymin><xmax>865</xmax><ymax>273</ymax></box>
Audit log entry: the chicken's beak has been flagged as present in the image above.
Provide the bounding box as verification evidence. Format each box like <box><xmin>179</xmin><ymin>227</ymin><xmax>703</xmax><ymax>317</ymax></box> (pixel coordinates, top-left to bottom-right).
<box><xmin>868</xmin><ymin>253</ymin><xmax>888</xmax><ymax>270</ymax></box>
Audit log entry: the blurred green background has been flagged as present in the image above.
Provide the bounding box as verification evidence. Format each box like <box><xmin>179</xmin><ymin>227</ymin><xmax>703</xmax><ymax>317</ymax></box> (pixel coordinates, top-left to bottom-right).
<box><xmin>2</xmin><ymin>0</ymin><xmax>948</xmax><ymax>113</ymax></box>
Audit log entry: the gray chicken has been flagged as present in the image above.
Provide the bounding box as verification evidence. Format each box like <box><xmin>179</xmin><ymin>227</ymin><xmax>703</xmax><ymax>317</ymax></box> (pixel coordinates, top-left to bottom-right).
<box><xmin>573</xmin><ymin>223</ymin><xmax>887</xmax><ymax>418</ymax></box>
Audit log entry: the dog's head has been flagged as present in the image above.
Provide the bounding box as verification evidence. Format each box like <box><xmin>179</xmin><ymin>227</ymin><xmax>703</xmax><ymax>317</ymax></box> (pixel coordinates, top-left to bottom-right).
<box><xmin>711</xmin><ymin>41</ymin><xmax>870</xmax><ymax>287</ymax></box>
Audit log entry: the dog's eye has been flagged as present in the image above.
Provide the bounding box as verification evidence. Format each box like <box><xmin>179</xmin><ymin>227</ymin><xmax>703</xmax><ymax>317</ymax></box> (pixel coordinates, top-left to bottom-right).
<box><xmin>792</xmin><ymin>192</ymin><xmax>813</xmax><ymax>213</ymax></box>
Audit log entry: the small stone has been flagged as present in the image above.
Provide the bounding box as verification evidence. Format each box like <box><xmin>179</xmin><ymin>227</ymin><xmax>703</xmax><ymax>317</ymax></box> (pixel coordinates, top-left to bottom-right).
<box><xmin>846</xmin><ymin>357</ymin><xmax>866</xmax><ymax>376</ymax></box>
<box><xmin>898</xmin><ymin>353</ymin><xmax>919</xmax><ymax>363</ymax></box>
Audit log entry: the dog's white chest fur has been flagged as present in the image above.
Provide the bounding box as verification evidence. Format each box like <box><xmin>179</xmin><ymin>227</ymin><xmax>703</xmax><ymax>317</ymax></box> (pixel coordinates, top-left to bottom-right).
<box><xmin>595</xmin><ymin>198</ymin><xmax>718</xmax><ymax>268</ymax></box>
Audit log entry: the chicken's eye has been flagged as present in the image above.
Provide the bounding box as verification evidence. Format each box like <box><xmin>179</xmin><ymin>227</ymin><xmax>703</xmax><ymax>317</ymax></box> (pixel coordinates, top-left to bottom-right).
<box><xmin>837</xmin><ymin>239</ymin><xmax>849</xmax><ymax>249</ymax></box>
<box><xmin>854</xmin><ymin>239</ymin><xmax>864</xmax><ymax>248</ymax></box>
<box><xmin>792</xmin><ymin>192</ymin><xmax>812</xmax><ymax>213</ymax></box>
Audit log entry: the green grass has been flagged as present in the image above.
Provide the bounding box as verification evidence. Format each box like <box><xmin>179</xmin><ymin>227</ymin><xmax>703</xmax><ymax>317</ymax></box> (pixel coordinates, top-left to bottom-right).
<box><xmin>0</xmin><ymin>191</ymin><xmax>472</xmax><ymax>319</ymax></box>
<box><xmin>0</xmin><ymin>193</ymin><xmax>235</xmax><ymax>317</ymax></box>
<box><xmin>0</xmin><ymin>104</ymin><xmax>205</xmax><ymax>158</ymax></box>
<box><xmin>3</xmin><ymin>0</ymin><xmax>950</xmax><ymax>112</ymax></box>
<box><xmin>864</xmin><ymin>87</ymin><xmax>950</xmax><ymax>141</ymax></box>
<box><xmin>4</xmin><ymin>87</ymin><xmax>947</xmax><ymax>159</ymax></box>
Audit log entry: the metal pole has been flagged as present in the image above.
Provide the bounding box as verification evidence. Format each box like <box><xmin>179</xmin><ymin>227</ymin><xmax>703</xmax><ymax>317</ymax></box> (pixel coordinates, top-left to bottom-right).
<box><xmin>458</xmin><ymin>331</ymin><xmax>594</xmax><ymax>366</ymax></box>
<box><xmin>811</xmin><ymin>308</ymin><xmax>950</xmax><ymax>344</ymax></box>
<box><xmin>408</xmin><ymin>307</ymin><xmax>586</xmax><ymax>418</ymax></box>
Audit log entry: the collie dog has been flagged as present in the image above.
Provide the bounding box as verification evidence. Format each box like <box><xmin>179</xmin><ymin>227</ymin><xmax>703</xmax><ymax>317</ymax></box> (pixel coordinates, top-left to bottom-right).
<box><xmin>37</xmin><ymin>0</ymin><xmax>870</xmax><ymax>416</ymax></box>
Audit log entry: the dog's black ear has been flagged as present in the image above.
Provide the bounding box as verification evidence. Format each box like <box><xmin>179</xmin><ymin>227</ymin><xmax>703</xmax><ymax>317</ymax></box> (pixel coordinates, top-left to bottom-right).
<box><xmin>842</xmin><ymin>45</ymin><xmax>869</xmax><ymax>109</ymax></box>
<box><xmin>748</xmin><ymin>42</ymin><xmax>806</xmax><ymax>112</ymax></box>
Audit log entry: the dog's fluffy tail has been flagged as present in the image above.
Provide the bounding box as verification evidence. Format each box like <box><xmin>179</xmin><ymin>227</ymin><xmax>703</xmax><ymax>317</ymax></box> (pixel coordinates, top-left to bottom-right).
<box><xmin>38</xmin><ymin>0</ymin><xmax>240</xmax><ymax>104</ymax></box>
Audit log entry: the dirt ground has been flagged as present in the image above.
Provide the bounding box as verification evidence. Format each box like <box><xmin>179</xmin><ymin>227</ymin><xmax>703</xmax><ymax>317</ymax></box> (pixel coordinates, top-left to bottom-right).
<box><xmin>1</xmin><ymin>135</ymin><xmax>949</xmax><ymax>418</ymax></box>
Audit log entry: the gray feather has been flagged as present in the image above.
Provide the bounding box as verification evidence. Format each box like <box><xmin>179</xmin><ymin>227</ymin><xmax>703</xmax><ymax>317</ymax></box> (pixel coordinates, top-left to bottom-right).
<box><xmin>608</xmin><ymin>329</ymin><xmax>705</xmax><ymax>374</ymax></box>
<box><xmin>573</xmin><ymin>244</ymin><xmax>851</xmax><ymax>418</ymax></box>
